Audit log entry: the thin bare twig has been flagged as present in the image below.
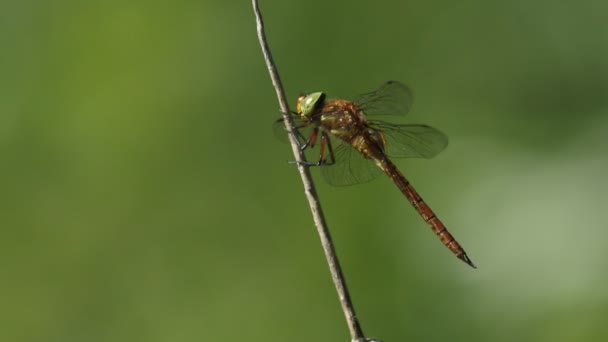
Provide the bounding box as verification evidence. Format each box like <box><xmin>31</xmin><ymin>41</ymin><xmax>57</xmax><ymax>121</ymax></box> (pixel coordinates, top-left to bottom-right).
<box><xmin>251</xmin><ymin>1</ymin><xmax>370</xmax><ymax>341</ymax></box>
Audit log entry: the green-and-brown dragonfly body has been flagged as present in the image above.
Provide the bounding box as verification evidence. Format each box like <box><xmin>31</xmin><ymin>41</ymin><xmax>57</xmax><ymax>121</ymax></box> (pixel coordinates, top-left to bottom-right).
<box><xmin>279</xmin><ymin>81</ymin><xmax>475</xmax><ymax>268</ymax></box>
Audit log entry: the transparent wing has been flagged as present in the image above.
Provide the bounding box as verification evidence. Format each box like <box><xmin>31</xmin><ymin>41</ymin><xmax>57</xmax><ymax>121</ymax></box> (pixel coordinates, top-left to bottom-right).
<box><xmin>320</xmin><ymin>139</ymin><xmax>383</xmax><ymax>187</ymax></box>
<box><xmin>370</xmin><ymin>120</ymin><xmax>448</xmax><ymax>159</ymax></box>
<box><xmin>353</xmin><ymin>80</ymin><xmax>413</xmax><ymax>117</ymax></box>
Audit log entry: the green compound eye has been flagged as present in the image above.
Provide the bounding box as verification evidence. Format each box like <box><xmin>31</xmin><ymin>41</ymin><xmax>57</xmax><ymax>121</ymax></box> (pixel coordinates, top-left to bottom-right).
<box><xmin>296</xmin><ymin>92</ymin><xmax>324</xmax><ymax>117</ymax></box>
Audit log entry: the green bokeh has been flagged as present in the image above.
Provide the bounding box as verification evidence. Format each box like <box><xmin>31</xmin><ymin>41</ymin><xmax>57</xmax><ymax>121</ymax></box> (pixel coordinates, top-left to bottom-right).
<box><xmin>2</xmin><ymin>0</ymin><xmax>607</xmax><ymax>341</ymax></box>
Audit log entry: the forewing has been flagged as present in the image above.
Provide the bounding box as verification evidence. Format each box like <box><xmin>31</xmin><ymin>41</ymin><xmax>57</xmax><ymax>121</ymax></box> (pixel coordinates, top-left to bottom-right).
<box><xmin>354</xmin><ymin>81</ymin><xmax>413</xmax><ymax>117</ymax></box>
<box><xmin>370</xmin><ymin>120</ymin><xmax>448</xmax><ymax>159</ymax></box>
<box><xmin>320</xmin><ymin>139</ymin><xmax>383</xmax><ymax>186</ymax></box>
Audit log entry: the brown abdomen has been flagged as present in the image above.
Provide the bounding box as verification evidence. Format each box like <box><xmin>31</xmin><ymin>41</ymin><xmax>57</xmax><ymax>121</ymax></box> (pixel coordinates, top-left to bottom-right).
<box><xmin>380</xmin><ymin>158</ymin><xmax>476</xmax><ymax>268</ymax></box>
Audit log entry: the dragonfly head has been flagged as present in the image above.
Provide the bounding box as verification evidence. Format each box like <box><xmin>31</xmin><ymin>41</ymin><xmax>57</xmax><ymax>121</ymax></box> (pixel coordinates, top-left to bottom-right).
<box><xmin>296</xmin><ymin>92</ymin><xmax>325</xmax><ymax>119</ymax></box>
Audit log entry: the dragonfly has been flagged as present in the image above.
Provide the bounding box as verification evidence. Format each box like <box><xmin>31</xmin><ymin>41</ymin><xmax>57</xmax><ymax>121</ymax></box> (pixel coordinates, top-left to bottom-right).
<box><xmin>276</xmin><ymin>81</ymin><xmax>475</xmax><ymax>268</ymax></box>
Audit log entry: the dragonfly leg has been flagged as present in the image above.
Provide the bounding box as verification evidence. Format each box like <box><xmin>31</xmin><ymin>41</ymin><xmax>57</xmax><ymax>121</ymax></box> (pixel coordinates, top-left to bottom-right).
<box><xmin>290</xmin><ymin>131</ymin><xmax>333</xmax><ymax>167</ymax></box>
<box><xmin>322</xmin><ymin>132</ymin><xmax>336</xmax><ymax>166</ymax></box>
<box><xmin>294</xmin><ymin>129</ymin><xmax>308</xmax><ymax>149</ymax></box>
<box><xmin>286</xmin><ymin>126</ymin><xmax>321</xmax><ymax>166</ymax></box>
<box><xmin>291</xmin><ymin>125</ymin><xmax>318</xmax><ymax>152</ymax></box>
<box><xmin>275</xmin><ymin>115</ymin><xmax>314</xmax><ymax>149</ymax></box>
<box><xmin>292</xmin><ymin>123</ymin><xmax>315</xmax><ymax>150</ymax></box>
<box><xmin>278</xmin><ymin>108</ymin><xmax>298</xmax><ymax>117</ymax></box>
<box><xmin>316</xmin><ymin>130</ymin><xmax>327</xmax><ymax>164</ymax></box>
<box><xmin>307</xmin><ymin>127</ymin><xmax>319</xmax><ymax>148</ymax></box>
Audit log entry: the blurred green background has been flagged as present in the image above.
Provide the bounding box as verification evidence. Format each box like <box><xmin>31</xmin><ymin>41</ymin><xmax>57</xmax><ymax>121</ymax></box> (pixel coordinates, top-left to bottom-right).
<box><xmin>2</xmin><ymin>0</ymin><xmax>607</xmax><ymax>341</ymax></box>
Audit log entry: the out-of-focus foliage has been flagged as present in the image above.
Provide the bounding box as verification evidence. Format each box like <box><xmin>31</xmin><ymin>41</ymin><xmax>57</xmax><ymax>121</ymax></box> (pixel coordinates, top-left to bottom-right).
<box><xmin>1</xmin><ymin>0</ymin><xmax>607</xmax><ymax>341</ymax></box>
